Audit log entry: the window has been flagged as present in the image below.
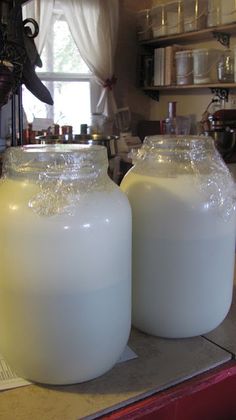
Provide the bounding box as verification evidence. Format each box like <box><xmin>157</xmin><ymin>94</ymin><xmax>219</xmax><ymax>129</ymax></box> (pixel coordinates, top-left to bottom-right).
<box><xmin>23</xmin><ymin>3</ymin><xmax>93</xmax><ymax>134</ymax></box>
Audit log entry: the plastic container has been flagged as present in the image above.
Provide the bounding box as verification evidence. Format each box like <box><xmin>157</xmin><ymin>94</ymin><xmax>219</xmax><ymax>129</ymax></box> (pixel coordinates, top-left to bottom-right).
<box><xmin>165</xmin><ymin>0</ymin><xmax>183</xmax><ymax>35</ymax></box>
<box><xmin>220</xmin><ymin>0</ymin><xmax>236</xmax><ymax>24</ymax></box>
<box><xmin>192</xmin><ymin>48</ymin><xmax>221</xmax><ymax>84</ymax></box>
<box><xmin>121</xmin><ymin>135</ymin><xmax>236</xmax><ymax>338</ymax></box>
<box><xmin>150</xmin><ymin>4</ymin><xmax>166</xmax><ymax>38</ymax></box>
<box><xmin>207</xmin><ymin>0</ymin><xmax>221</xmax><ymax>27</ymax></box>
<box><xmin>183</xmin><ymin>0</ymin><xmax>207</xmax><ymax>32</ymax></box>
<box><xmin>175</xmin><ymin>50</ymin><xmax>193</xmax><ymax>84</ymax></box>
<box><xmin>0</xmin><ymin>144</ymin><xmax>132</xmax><ymax>385</ymax></box>
<box><xmin>137</xmin><ymin>9</ymin><xmax>152</xmax><ymax>41</ymax></box>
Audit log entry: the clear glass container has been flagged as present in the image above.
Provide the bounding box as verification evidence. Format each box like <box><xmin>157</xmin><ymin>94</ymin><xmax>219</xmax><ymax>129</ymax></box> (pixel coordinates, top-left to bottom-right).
<box><xmin>234</xmin><ymin>47</ymin><xmax>236</xmax><ymax>83</ymax></box>
<box><xmin>0</xmin><ymin>144</ymin><xmax>131</xmax><ymax>385</ymax></box>
<box><xmin>207</xmin><ymin>0</ymin><xmax>221</xmax><ymax>27</ymax></box>
<box><xmin>217</xmin><ymin>50</ymin><xmax>234</xmax><ymax>83</ymax></box>
<box><xmin>192</xmin><ymin>48</ymin><xmax>221</xmax><ymax>84</ymax></box>
<box><xmin>150</xmin><ymin>4</ymin><xmax>166</xmax><ymax>38</ymax></box>
<box><xmin>183</xmin><ymin>0</ymin><xmax>207</xmax><ymax>32</ymax></box>
<box><xmin>121</xmin><ymin>135</ymin><xmax>236</xmax><ymax>338</ymax></box>
<box><xmin>162</xmin><ymin>101</ymin><xmax>191</xmax><ymax>135</ymax></box>
<box><xmin>91</xmin><ymin>112</ymin><xmax>106</xmax><ymax>135</ymax></box>
<box><xmin>136</xmin><ymin>9</ymin><xmax>152</xmax><ymax>41</ymax></box>
<box><xmin>165</xmin><ymin>0</ymin><xmax>183</xmax><ymax>35</ymax></box>
<box><xmin>220</xmin><ymin>0</ymin><xmax>236</xmax><ymax>24</ymax></box>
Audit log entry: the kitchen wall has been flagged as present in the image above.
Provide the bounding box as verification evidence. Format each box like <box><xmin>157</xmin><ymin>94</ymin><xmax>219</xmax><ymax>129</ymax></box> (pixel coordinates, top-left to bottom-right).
<box><xmin>115</xmin><ymin>0</ymin><xmax>152</xmax><ymax>131</ymax></box>
<box><xmin>117</xmin><ymin>0</ymin><xmax>236</xmax><ymax>133</ymax></box>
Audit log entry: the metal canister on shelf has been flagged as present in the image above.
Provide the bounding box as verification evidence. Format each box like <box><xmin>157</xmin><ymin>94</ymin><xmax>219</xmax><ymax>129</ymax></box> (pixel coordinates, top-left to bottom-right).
<box><xmin>175</xmin><ymin>50</ymin><xmax>193</xmax><ymax>85</ymax></box>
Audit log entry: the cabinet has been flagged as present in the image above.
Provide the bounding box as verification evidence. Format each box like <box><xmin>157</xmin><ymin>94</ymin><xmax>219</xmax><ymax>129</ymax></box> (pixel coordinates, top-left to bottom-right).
<box><xmin>138</xmin><ymin>22</ymin><xmax>236</xmax><ymax>101</ymax></box>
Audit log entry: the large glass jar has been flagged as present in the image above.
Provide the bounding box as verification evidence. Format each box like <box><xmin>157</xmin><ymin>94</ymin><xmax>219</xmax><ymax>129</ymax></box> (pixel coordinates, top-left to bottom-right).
<box><xmin>0</xmin><ymin>144</ymin><xmax>131</xmax><ymax>384</ymax></box>
<box><xmin>121</xmin><ymin>136</ymin><xmax>236</xmax><ymax>338</ymax></box>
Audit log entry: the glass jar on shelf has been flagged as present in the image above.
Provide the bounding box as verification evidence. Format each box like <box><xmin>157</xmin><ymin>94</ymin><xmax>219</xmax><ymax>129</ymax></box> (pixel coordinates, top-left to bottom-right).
<box><xmin>207</xmin><ymin>0</ymin><xmax>221</xmax><ymax>27</ymax></box>
<box><xmin>217</xmin><ymin>50</ymin><xmax>234</xmax><ymax>83</ymax></box>
<box><xmin>183</xmin><ymin>0</ymin><xmax>207</xmax><ymax>32</ymax></box>
<box><xmin>220</xmin><ymin>0</ymin><xmax>236</xmax><ymax>24</ymax></box>
<box><xmin>136</xmin><ymin>9</ymin><xmax>152</xmax><ymax>41</ymax></box>
<box><xmin>150</xmin><ymin>4</ymin><xmax>166</xmax><ymax>38</ymax></box>
<box><xmin>165</xmin><ymin>0</ymin><xmax>183</xmax><ymax>35</ymax></box>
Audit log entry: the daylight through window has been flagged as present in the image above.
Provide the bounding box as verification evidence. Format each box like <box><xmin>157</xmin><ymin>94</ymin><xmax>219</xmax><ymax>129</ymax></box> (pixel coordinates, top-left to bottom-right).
<box><xmin>23</xmin><ymin>4</ymin><xmax>92</xmax><ymax>134</ymax></box>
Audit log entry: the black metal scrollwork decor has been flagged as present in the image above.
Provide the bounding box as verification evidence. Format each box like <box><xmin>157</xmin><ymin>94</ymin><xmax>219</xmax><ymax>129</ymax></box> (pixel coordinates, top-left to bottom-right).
<box><xmin>0</xmin><ymin>0</ymin><xmax>53</xmax><ymax>109</ymax></box>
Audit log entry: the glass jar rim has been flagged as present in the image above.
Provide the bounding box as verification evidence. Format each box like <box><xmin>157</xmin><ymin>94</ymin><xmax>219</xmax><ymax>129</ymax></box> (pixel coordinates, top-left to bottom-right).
<box><xmin>143</xmin><ymin>134</ymin><xmax>214</xmax><ymax>150</ymax></box>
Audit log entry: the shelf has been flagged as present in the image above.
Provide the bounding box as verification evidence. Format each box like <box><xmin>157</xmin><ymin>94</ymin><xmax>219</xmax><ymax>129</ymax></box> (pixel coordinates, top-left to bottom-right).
<box><xmin>143</xmin><ymin>84</ymin><xmax>236</xmax><ymax>101</ymax></box>
<box><xmin>139</xmin><ymin>23</ymin><xmax>236</xmax><ymax>48</ymax></box>
<box><xmin>144</xmin><ymin>83</ymin><xmax>236</xmax><ymax>91</ymax></box>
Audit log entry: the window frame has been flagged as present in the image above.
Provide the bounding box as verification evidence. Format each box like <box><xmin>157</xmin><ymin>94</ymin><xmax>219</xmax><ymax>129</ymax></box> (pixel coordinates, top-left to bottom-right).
<box><xmin>37</xmin><ymin>73</ymin><xmax>92</xmax><ymax>83</ymax></box>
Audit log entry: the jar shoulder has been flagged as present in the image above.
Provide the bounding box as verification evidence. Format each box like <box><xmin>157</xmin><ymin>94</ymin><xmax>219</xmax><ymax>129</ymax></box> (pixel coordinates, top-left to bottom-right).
<box><xmin>0</xmin><ymin>178</ymin><xmax>131</xmax><ymax>222</ymax></box>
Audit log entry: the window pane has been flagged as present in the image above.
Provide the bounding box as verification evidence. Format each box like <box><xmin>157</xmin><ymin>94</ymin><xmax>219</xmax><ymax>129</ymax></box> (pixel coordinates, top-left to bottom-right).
<box><xmin>37</xmin><ymin>16</ymin><xmax>90</xmax><ymax>74</ymax></box>
<box><xmin>23</xmin><ymin>81</ymin><xmax>91</xmax><ymax>134</ymax></box>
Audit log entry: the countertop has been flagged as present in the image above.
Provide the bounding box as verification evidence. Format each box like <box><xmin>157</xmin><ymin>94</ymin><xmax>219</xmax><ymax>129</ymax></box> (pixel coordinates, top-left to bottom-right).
<box><xmin>0</xmin><ymin>329</ymin><xmax>232</xmax><ymax>420</ymax></box>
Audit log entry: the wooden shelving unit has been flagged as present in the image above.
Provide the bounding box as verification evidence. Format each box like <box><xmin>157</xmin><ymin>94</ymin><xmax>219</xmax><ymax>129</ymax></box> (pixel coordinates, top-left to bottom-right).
<box><xmin>139</xmin><ymin>23</ymin><xmax>236</xmax><ymax>101</ymax></box>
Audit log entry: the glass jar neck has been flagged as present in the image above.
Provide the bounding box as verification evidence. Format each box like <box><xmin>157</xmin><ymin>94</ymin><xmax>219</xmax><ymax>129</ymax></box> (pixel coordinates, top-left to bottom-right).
<box><xmin>131</xmin><ymin>135</ymin><xmax>215</xmax><ymax>165</ymax></box>
<box><xmin>3</xmin><ymin>144</ymin><xmax>109</xmax><ymax>181</ymax></box>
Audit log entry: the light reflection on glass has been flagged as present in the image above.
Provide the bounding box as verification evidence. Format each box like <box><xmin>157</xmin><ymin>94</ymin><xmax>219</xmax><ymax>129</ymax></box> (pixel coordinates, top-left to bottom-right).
<box><xmin>83</xmin><ymin>223</ymin><xmax>91</xmax><ymax>228</ymax></box>
<box><xmin>9</xmin><ymin>204</ymin><xmax>18</xmax><ymax>211</ymax></box>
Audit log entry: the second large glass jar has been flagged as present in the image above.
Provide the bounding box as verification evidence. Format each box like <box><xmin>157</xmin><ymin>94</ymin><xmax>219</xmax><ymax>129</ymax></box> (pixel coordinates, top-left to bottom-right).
<box><xmin>121</xmin><ymin>135</ymin><xmax>236</xmax><ymax>338</ymax></box>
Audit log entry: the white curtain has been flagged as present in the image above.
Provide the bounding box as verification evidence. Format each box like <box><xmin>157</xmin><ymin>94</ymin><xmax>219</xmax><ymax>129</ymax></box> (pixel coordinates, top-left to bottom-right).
<box><xmin>61</xmin><ymin>0</ymin><xmax>119</xmax><ymax>117</ymax></box>
<box><xmin>22</xmin><ymin>0</ymin><xmax>54</xmax><ymax>55</ymax></box>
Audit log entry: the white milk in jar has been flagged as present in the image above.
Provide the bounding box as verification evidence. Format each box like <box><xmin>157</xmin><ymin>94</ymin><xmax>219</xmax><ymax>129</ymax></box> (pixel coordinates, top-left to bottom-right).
<box><xmin>0</xmin><ymin>145</ymin><xmax>131</xmax><ymax>384</ymax></box>
<box><xmin>121</xmin><ymin>136</ymin><xmax>236</xmax><ymax>338</ymax></box>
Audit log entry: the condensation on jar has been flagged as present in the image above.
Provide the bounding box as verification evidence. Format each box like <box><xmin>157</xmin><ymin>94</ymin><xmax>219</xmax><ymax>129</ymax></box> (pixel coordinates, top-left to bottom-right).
<box><xmin>121</xmin><ymin>135</ymin><xmax>236</xmax><ymax>338</ymax></box>
<box><xmin>0</xmin><ymin>144</ymin><xmax>132</xmax><ymax>385</ymax></box>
